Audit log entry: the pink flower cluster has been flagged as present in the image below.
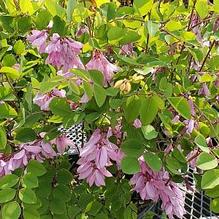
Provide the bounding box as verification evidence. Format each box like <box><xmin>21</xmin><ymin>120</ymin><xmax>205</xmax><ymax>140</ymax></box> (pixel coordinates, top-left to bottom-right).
<box><xmin>45</xmin><ymin>34</ymin><xmax>84</xmax><ymax>71</ymax></box>
<box><xmin>0</xmin><ymin>134</ymin><xmax>73</xmax><ymax>177</ymax></box>
<box><xmin>33</xmin><ymin>89</ymin><xmax>66</xmax><ymax>111</ymax></box>
<box><xmin>130</xmin><ymin>157</ymin><xmax>185</xmax><ymax>219</ymax></box>
<box><xmin>77</xmin><ymin>128</ymin><xmax>123</xmax><ymax>187</ymax></box>
<box><xmin>86</xmin><ymin>50</ymin><xmax>119</xmax><ymax>85</ymax></box>
<box><xmin>27</xmin><ymin>31</ymin><xmax>84</xmax><ymax>72</ymax></box>
<box><xmin>27</xmin><ymin>31</ymin><xmax>119</xmax><ymax>86</ymax></box>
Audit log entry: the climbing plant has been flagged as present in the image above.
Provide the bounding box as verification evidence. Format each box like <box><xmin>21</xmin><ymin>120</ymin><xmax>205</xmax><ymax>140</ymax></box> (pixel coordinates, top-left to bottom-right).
<box><xmin>0</xmin><ymin>0</ymin><xmax>218</xmax><ymax>218</ymax></box>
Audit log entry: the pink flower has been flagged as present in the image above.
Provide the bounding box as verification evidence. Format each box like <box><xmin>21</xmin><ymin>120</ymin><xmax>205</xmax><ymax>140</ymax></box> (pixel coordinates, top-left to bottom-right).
<box><xmin>80</xmin><ymin>93</ymin><xmax>89</xmax><ymax>104</ymax></box>
<box><xmin>51</xmin><ymin>135</ymin><xmax>75</xmax><ymax>154</ymax></box>
<box><xmin>0</xmin><ymin>157</ymin><xmax>10</xmax><ymax>176</ymax></box>
<box><xmin>77</xmin><ymin>128</ymin><xmax>123</xmax><ymax>186</ymax></box>
<box><xmin>198</xmin><ymin>83</ymin><xmax>210</xmax><ymax>96</ymax></box>
<box><xmin>120</xmin><ymin>43</ymin><xmax>134</xmax><ymax>56</ymax></box>
<box><xmin>133</xmin><ymin>119</ymin><xmax>142</xmax><ymax>128</ymax></box>
<box><xmin>184</xmin><ymin>119</ymin><xmax>197</xmax><ymax>134</ymax></box>
<box><xmin>86</xmin><ymin>50</ymin><xmax>119</xmax><ymax>85</ymax></box>
<box><xmin>188</xmin><ymin>98</ymin><xmax>195</xmax><ymax>116</ymax></box>
<box><xmin>45</xmin><ymin>33</ymin><xmax>84</xmax><ymax>71</ymax></box>
<box><xmin>76</xmin><ymin>25</ymin><xmax>89</xmax><ymax>37</ymax></box>
<box><xmin>190</xmin><ymin>14</ymin><xmax>202</xmax><ymax>42</ymax></box>
<box><xmin>27</xmin><ymin>30</ymin><xmax>48</xmax><ymax>53</ymax></box>
<box><xmin>33</xmin><ymin>89</ymin><xmax>66</xmax><ymax>111</ymax></box>
<box><xmin>130</xmin><ymin>158</ymin><xmax>185</xmax><ymax>219</ymax></box>
<box><xmin>77</xmin><ymin>159</ymin><xmax>112</xmax><ymax>186</ymax></box>
<box><xmin>0</xmin><ymin>133</ymin><xmax>71</xmax><ymax>177</ymax></box>
<box><xmin>187</xmin><ymin>148</ymin><xmax>199</xmax><ymax>168</ymax></box>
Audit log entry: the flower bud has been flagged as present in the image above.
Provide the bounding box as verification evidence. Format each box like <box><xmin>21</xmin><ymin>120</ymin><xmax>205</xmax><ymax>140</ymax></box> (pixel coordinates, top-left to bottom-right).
<box><xmin>131</xmin><ymin>74</ymin><xmax>144</xmax><ymax>83</ymax></box>
<box><xmin>114</xmin><ymin>79</ymin><xmax>131</xmax><ymax>94</ymax></box>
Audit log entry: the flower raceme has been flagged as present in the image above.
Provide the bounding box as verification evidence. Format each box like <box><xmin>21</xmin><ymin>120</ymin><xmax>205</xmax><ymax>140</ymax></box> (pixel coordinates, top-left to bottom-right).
<box><xmin>27</xmin><ymin>31</ymin><xmax>84</xmax><ymax>72</ymax></box>
<box><xmin>130</xmin><ymin>157</ymin><xmax>185</xmax><ymax>219</ymax></box>
<box><xmin>86</xmin><ymin>50</ymin><xmax>119</xmax><ymax>85</ymax></box>
<box><xmin>45</xmin><ymin>33</ymin><xmax>84</xmax><ymax>71</ymax></box>
<box><xmin>77</xmin><ymin>128</ymin><xmax>123</xmax><ymax>187</ymax></box>
<box><xmin>0</xmin><ymin>134</ymin><xmax>73</xmax><ymax>177</ymax></box>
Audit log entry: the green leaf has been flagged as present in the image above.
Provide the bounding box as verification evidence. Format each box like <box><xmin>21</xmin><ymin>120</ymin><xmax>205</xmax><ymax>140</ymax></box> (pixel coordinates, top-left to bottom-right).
<box><xmin>206</xmin><ymin>185</ymin><xmax>219</xmax><ymax>198</ymax></box>
<box><xmin>0</xmin><ymin>126</ymin><xmax>7</xmax><ymax>150</ymax></box>
<box><xmin>140</xmin><ymin>96</ymin><xmax>158</xmax><ymax>125</ymax></box>
<box><xmin>50</xmin><ymin>97</ymin><xmax>72</xmax><ymax>117</ymax></box>
<box><xmin>2</xmin><ymin>54</ymin><xmax>16</xmax><ymax>67</ymax></box>
<box><xmin>210</xmin><ymin>198</ymin><xmax>219</xmax><ymax>213</ymax></box>
<box><xmin>67</xmin><ymin>0</ymin><xmax>76</xmax><ymax>22</ymax></box>
<box><xmin>45</xmin><ymin>0</ymin><xmax>65</xmax><ymax>18</ymax></box>
<box><xmin>23</xmin><ymin>207</ymin><xmax>40</xmax><ymax>219</ymax></box>
<box><xmin>19</xmin><ymin>0</ymin><xmax>34</xmax><ymax>15</ymax></box>
<box><xmin>69</xmin><ymin>81</ymin><xmax>80</xmax><ymax>95</ymax></box>
<box><xmin>14</xmin><ymin>40</ymin><xmax>25</xmax><ymax>55</ymax></box>
<box><xmin>195</xmin><ymin>134</ymin><xmax>210</xmax><ymax>153</ymax></box>
<box><xmin>107</xmin><ymin>26</ymin><xmax>124</xmax><ymax>42</ymax></box>
<box><xmin>121</xmin><ymin>139</ymin><xmax>144</xmax><ymax>157</ymax></box>
<box><xmin>52</xmin><ymin>16</ymin><xmax>66</xmax><ymax>36</ymax></box>
<box><xmin>93</xmin><ymin>84</ymin><xmax>106</xmax><ymax>107</ymax></box>
<box><xmin>89</xmin><ymin>70</ymin><xmax>104</xmax><ymax>85</ymax></box>
<box><xmin>72</xmin><ymin>69</ymin><xmax>90</xmax><ymax>81</ymax></box>
<box><xmin>15</xmin><ymin>128</ymin><xmax>37</xmax><ymax>143</ymax></box>
<box><xmin>141</xmin><ymin>125</ymin><xmax>158</xmax><ymax>140</ymax></box>
<box><xmin>133</xmin><ymin>0</ymin><xmax>153</xmax><ymax>16</ymax></box>
<box><xmin>35</xmin><ymin>10</ymin><xmax>52</xmax><ymax>30</ymax></box>
<box><xmin>0</xmin><ymin>67</ymin><xmax>20</xmax><ymax>79</ymax></box>
<box><xmin>121</xmin><ymin>157</ymin><xmax>140</xmax><ymax>174</ymax></box>
<box><xmin>56</xmin><ymin>169</ymin><xmax>73</xmax><ymax>184</ymax></box>
<box><xmin>53</xmin><ymin>185</ymin><xmax>71</xmax><ymax>202</ymax></box>
<box><xmin>0</xmin><ymin>188</ymin><xmax>16</xmax><ymax>203</ymax></box>
<box><xmin>2</xmin><ymin>201</ymin><xmax>21</xmax><ymax>219</ymax></box>
<box><xmin>201</xmin><ymin>169</ymin><xmax>219</xmax><ymax>189</ymax></box>
<box><xmin>83</xmin><ymin>81</ymin><xmax>93</xmax><ymax>99</ymax></box>
<box><xmin>144</xmin><ymin>152</ymin><xmax>162</xmax><ymax>172</ymax></box>
<box><xmin>50</xmin><ymin>198</ymin><xmax>66</xmax><ymax>215</ymax></box>
<box><xmin>22</xmin><ymin>173</ymin><xmax>39</xmax><ymax>189</ymax></box>
<box><xmin>27</xmin><ymin>160</ymin><xmax>47</xmax><ymax>176</ymax></box>
<box><xmin>124</xmin><ymin>95</ymin><xmax>141</xmax><ymax>122</ymax></box>
<box><xmin>0</xmin><ymin>102</ymin><xmax>17</xmax><ymax>119</ymax></box>
<box><xmin>0</xmin><ymin>174</ymin><xmax>19</xmax><ymax>189</ymax></box>
<box><xmin>195</xmin><ymin>0</ymin><xmax>209</xmax><ymax>19</ymax></box>
<box><xmin>17</xmin><ymin>16</ymin><xmax>32</xmax><ymax>33</ymax></box>
<box><xmin>120</xmin><ymin>30</ymin><xmax>141</xmax><ymax>44</ymax></box>
<box><xmin>166</xmin><ymin>21</ymin><xmax>183</xmax><ymax>31</ymax></box>
<box><xmin>196</xmin><ymin>152</ymin><xmax>218</xmax><ymax>170</ymax></box>
<box><xmin>168</xmin><ymin>97</ymin><xmax>191</xmax><ymax>119</ymax></box>
<box><xmin>147</xmin><ymin>21</ymin><xmax>159</xmax><ymax>37</ymax></box>
<box><xmin>19</xmin><ymin>188</ymin><xmax>37</xmax><ymax>204</ymax></box>
<box><xmin>95</xmin><ymin>213</ymin><xmax>108</xmax><ymax>219</ymax></box>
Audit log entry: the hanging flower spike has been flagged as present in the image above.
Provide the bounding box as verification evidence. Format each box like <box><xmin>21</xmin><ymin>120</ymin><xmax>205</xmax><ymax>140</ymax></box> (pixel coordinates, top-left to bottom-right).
<box><xmin>45</xmin><ymin>33</ymin><xmax>84</xmax><ymax>71</ymax></box>
<box><xmin>33</xmin><ymin>89</ymin><xmax>66</xmax><ymax>111</ymax></box>
<box><xmin>77</xmin><ymin>128</ymin><xmax>123</xmax><ymax>186</ymax></box>
<box><xmin>130</xmin><ymin>157</ymin><xmax>185</xmax><ymax>219</ymax></box>
<box><xmin>27</xmin><ymin>30</ymin><xmax>48</xmax><ymax>53</ymax></box>
<box><xmin>86</xmin><ymin>50</ymin><xmax>119</xmax><ymax>85</ymax></box>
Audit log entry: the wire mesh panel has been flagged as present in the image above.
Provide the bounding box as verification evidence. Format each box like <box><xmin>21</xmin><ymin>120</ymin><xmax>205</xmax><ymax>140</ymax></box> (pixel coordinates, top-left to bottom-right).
<box><xmin>62</xmin><ymin>125</ymin><xmax>218</xmax><ymax>219</ymax></box>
